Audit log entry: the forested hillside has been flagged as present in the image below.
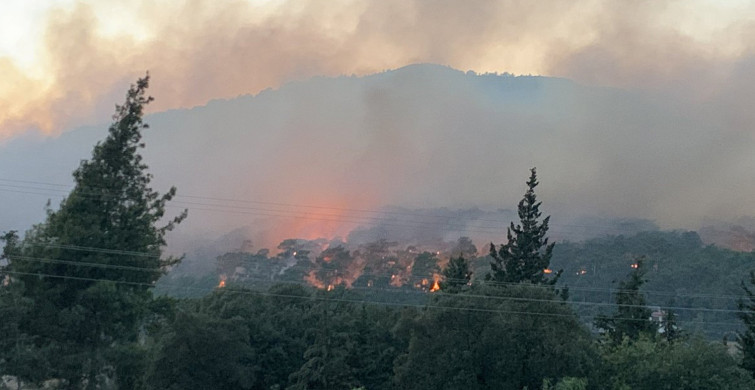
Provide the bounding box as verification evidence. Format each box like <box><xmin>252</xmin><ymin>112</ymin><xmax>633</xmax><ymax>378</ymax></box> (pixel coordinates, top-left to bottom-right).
<box><xmin>3</xmin><ymin>77</ymin><xmax>755</xmax><ymax>389</ymax></box>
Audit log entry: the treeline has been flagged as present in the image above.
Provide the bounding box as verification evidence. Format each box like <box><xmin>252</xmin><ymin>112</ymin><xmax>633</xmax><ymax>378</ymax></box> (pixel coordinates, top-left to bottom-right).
<box><xmin>551</xmin><ymin>230</ymin><xmax>755</xmax><ymax>338</ymax></box>
<box><xmin>3</xmin><ymin>76</ymin><xmax>755</xmax><ymax>389</ymax></box>
<box><xmin>159</xmin><ymin>230</ymin><xmax>755</xmax><ymax>340</ymax></box>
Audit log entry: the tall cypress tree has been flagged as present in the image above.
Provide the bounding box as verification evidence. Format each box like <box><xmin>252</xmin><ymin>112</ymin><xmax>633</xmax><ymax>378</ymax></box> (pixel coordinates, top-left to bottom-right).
<box><xmin>488</xmin><ymin>168</ymin><xmax>558</xmax><ymax>285</ymax></box>
<box><xmin>3</xmin><ymin>75</ymin><xmax>186</xmax><ymax>387</ymax></box>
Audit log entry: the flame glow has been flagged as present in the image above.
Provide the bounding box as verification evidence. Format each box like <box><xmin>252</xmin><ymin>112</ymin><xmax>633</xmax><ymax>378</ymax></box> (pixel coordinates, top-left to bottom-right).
<box><xmin>217</xmin><ymin>275</ymin><xmax>226</xmax><ymax>288</ymax></box>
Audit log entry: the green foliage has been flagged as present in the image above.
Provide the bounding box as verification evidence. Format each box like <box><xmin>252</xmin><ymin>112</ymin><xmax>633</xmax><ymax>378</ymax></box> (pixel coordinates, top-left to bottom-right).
<box><xmin>600</xmin><ymin>337</ymin><xmax>755</xmax><ymax>389</ymax></box>
<box><xmin>737</xmin><ymin>270</ymin><xmax>755</xmax><ymax>377</ymax></box>
<box><xmin>1</xmin><ymin>75</ymin><xmax>186</xmax><ymax>387</ymax></box>
<box><xmin>661</xmin><ymin>309</ymin><xmax>684</xmax><ymax>343</ymax></box>
<box><xmin>394</xmin><ymin>284</ymin><xmax>597</xmax><ymax>390</ymax></box>
<box><xmin>488</xmin><ymin>168</ymin><xmax>559</xmax><ymax>285</ymax></box>
<box><xmin>441</xmin><ymin>255</ymin><xmax>472</xmax><ymax>293</ymax></box>
<box><xmin>551</xmin><ymin>230</ymin><xmax>754</xmax><ymax>338</ymax></box>
<box><xmin>542</xmin><ymin>377</ymin><xmax>588</xmax><ymax>390</ymax></box>
<box><xmin>146</xmin><ymin>310</ymin><xmax>254</xmax><ymax>389</ymax></box>
<box><xmin>595</xmin><ymin>258</ymin><xmax>657</xmax><ymax>346</ymax></box>
<box><xmin>287</xmin><ymin>294</ymin><xmax>360</xmax><ymax>390</ymax></box>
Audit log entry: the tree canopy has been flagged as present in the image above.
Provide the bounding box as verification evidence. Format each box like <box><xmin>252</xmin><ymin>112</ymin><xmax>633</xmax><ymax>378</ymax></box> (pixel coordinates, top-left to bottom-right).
<box><xmin>1</xmin><ymin>75</ymin><xmax>186</xmax><ymax>388</ymax></box>
<box><xmin>488</xmin><ymin>167</ymin><xmax>558</xmax><ymax>285</ymax></box>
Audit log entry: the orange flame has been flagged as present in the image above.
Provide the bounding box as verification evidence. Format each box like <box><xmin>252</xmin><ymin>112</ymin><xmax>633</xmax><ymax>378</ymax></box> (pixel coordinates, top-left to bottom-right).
<box><xmin>543</xmin><ymin>268</ymin><xmax>553</xmax><ymax>274</ymax></box>
<box><xmin>429</xmin><ymin>273</ymin><xmax>441</xmax><ymax>292</ymax></box>
<box><xmin>305</xmin><ymin>270</ymin><xmax>325</xmax><ymax>289</ymax></box>
<box><xmin>217</xmin><ymin>275</ymin><xmax>227</xmax><ymax>288</ymax></box>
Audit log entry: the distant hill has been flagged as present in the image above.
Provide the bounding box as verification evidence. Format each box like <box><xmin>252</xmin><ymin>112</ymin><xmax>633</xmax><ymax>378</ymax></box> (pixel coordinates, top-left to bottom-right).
<box><xmin>2</xmin><ymin>64</ymin><xmax>753</xmax><ymax>251</ymax></box>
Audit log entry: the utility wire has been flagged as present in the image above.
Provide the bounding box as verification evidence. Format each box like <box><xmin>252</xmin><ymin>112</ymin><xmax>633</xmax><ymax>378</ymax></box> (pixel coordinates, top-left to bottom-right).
<box><xmin>3</xmin><ymin>257</ymin><xmax>746</xmax><ymax>314</ymax></box>
<box><xmin>3</xmin><ymin>243</ymin><xmax>747</xmax><ymax>301</ymax></box>
<box><xmin>1</xmin><ymin>270</ymin><xmax>745</xmax><ymax>327</ymax></box>
<box><xmin>0</xmin><ymin>178</ymin><xmax>658</xmax><ymax>232</ymax></box>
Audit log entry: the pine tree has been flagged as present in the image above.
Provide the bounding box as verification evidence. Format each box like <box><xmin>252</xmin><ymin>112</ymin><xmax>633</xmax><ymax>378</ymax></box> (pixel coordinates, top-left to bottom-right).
<box><xmin>661</xmin><ymin>308</ymin><xmax>683</xmax><ymax>343</ymax></box>
<box><xmin>594</xmin><ymin>258</ymin><xmax>657</xmax><ymax>345</ymax></box>
<box><xmin>440</xmin><ymin>255</ymin><xmax>472</xmax><ymax>293</ymax></box>
<box><xmin>488</xmin><ymin>168</ymin><xmax>559</xmax><ymax>285</ymax></box>
<box><xmin>737</xmin><ymin>270</ymin><xmax>755</xmax><ymax>377</ymax></box>
<box><xmin>3</xmin><ymin>74</ymin><xmax>186</xmax><ymax>387</ymax></box>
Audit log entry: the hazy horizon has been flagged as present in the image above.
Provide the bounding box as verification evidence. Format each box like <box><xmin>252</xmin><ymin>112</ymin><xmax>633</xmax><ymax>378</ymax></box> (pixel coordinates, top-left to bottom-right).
<box><xmin>2</xmin><ymin>64</ymin><xmax>753</xmax><ymax>252</ymax></box>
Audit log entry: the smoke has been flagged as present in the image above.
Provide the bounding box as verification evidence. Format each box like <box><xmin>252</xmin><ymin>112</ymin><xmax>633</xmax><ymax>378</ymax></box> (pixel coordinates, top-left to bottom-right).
<box><xmin>2</xmin><ymin>1</ymin><xmax>754</xmax><ymax>252</ymax></box>
<box><xmin>1</xmin><ymin>63</ymin><xmax>753</xmax><ymax>251</ymax></box>
<box><xmin>2</xmin><ymin>0</ymin><xmax>754</xmax><ymax>140</ymax></box>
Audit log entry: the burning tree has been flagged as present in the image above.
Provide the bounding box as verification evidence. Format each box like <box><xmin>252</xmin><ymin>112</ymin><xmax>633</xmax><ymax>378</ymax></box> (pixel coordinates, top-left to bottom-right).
<box><xmin>488</xmin><ymin>167</ymin><xmax>559</xmax><ymax>285</ymax></box>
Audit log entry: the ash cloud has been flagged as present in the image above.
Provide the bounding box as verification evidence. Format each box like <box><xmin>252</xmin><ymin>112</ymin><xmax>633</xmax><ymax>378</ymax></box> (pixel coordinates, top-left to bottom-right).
<box><xmin>2</xmin><ymin>0</ymin><xmax>754</xmax><ymax>142</ymax></box>
<box><xmin>2</xmin><ymin>65</ymin><xmax>752</xmax><ymax>252</ymax></box>
<box><xmin>1</xmin><ymin>1</ymin><xmax>754</xmax><ymax>250</ymax></box>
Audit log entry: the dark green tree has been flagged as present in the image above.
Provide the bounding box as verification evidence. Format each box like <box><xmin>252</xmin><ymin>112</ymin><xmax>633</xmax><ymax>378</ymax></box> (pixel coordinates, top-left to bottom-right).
<box><xmin>661</xmin><ymin>308</ymin><xmax>683</xmax><ymax>343</ymax></box>
<box><xmin>601</xmin><ymin>337</ymin><xmax>754</xmax><ymax>389</ymax></box>
<box><xmin>145</xmin><ymin>310</ymin><xmax>254</xmax><ymax>389</ymax></box>
<box><xmin>394</xmin><ymin>284</ymin><xmax>597</xmax><ymax>390</ymax></box>
<box><xmin>595</xmin><ymin>258</ymin><xmax>657</xmax><ymax>346</ymax></box>
<box><xmin>287</xmin><ymin>287</ymin><xmax>360</xmax><ymax>390</ymax></box>
<box><xmin>488</xmin><ymin>168</ymin><xmax>559</xmax><ymax>285</ymax></box>
<box><xmin>440</xmin><ymin>255</ymin><xmax>472</xmax><ymax>293</ymax></box>
<box><xmin>737</xmin><ymin>270</ymin><xmax>755</xmax><ymax>377</ymax></box>
<box><xmin>0</xmin><ymin>233</ymin><xmax>47</xmax><ymax>388</ymax></box>
<box><xmin>2</xmin><ymin>75</ymin><xmax>186</xmax><ymax>387</ymax></box>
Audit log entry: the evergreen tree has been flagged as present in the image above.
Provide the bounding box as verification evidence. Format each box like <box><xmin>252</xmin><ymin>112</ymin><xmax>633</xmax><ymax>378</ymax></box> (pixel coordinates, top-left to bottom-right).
<box><xmin>145</xmin><ymin>310</ymin><xmax>254</xmax><ymax>390</ymax></box>
<box><xmin>488</xmin><ymin>168</ymin><xmax>559</xmax><ymax>285</ymax></box>
<box><xmin>662</xmin><ymin>308</ymin><xmax>683</xmax><ymax>343</ymax></box>
<box><xmin>595</xmin><ymin>258</ymin><xmax>657</xmax><ymax>345</ymax></box>
<box><xmin>2</xmin><ymin>75</ymin><xmax>186</xmax><ymax>387</ymax></box>
<box><xmin>601</xmin><ymin>337</ymin><xmax>754</xmax><ymax>389</ymax></box>
<box><xmin>737</xmin><ymin>270</ymin><xmax>755</xmax><ymax>378</ymax></box>
<box><xmin>441</xmin><ymin>255</ymin><xmax>472</xmax><ymax>293</ymax></box>
<box><xmin>287</xmin><ymin>287</ymin><xmax>359</xmax><ymax>390</ymax></box>
<box><xmin>412</xmin><ymin>251</ymin><xmax>441</xmax><ymax>290</ymax></box>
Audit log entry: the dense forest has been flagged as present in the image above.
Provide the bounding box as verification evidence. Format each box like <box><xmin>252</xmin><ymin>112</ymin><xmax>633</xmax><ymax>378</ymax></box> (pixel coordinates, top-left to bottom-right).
<box><xmin>3</xmin><ymin>77</ymin><xmax>755</xmax><ymax>389</ymax></box>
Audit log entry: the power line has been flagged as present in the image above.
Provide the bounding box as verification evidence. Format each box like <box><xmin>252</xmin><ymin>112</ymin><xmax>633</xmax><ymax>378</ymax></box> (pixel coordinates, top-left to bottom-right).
<box><xmin>3</xmin><ymin>240</ymin><xmax>747</xmax><ymax>301</ymax></box>
<box><xmin>3</xmin><ymin>257</ymin><xmax>745</xmax><ymax>315</ymax></box>
<box><xmin>9</xmin><ymin>255</ymin><xmax>164</xmax><ymax>273</ymax></box>
<box><xmin>0</xmin><ymin>178</ymin><xmax>659</xmax><ymax>233</ymax></box>
<box><xmin>1</xmin><ymin>270</ymin><xmax>745</xmax><ymax>327</ymax></box>
<box><xmin>0</xmin><ymin>185</ymin><xmax>659</xmax><ymax>242</ymax></box>
<box><xmin>24</xmin><ymin>243</ymin><xmax>162</xmax><ymax>258</ymax></box>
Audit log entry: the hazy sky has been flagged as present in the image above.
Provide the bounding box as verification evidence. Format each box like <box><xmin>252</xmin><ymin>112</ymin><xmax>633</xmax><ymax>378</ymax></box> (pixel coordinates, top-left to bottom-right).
<box><xmin>1</xmin><ymin>0</ymin><xmax>754</xmax><ymax>140</ymax></box>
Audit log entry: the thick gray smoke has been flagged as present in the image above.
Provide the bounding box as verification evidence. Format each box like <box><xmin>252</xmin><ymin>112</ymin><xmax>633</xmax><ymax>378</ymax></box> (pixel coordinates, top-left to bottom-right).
<box><xmin>1</xmin><ymin>65</ymin><xmax>752</xmax><ymax>252</ymax></box>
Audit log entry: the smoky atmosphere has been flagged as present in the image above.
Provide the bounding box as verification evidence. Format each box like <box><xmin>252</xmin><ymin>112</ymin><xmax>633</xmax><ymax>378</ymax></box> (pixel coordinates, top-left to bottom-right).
<box><xmin>2</xmin><ymin>1</ymin><xmax>755</xmax><ymax>389</ymax></box>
